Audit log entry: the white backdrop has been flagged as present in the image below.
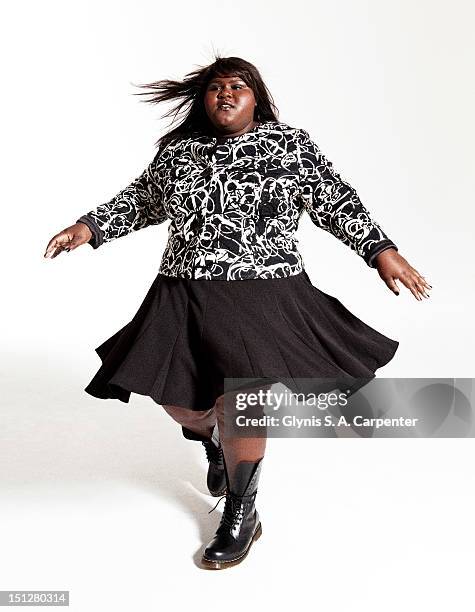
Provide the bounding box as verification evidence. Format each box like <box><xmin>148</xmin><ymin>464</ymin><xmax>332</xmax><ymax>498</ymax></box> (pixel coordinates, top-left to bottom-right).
<box><xmin>1</xmin><ymin>0</ymin><xmax>474</xmax><ymax>609</ymax></box>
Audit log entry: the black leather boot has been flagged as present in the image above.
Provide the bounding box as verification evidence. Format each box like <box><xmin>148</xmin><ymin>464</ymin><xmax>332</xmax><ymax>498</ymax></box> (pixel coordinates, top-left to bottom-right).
<box><xmin>201</xmin><ymin>427</ymin><xmax>226</xmax><ymax>497</ymax></box>
<box><xmin>201</xmin><ymin>456</ymin><xmax>264</xmax><ymax>569</ymax></box>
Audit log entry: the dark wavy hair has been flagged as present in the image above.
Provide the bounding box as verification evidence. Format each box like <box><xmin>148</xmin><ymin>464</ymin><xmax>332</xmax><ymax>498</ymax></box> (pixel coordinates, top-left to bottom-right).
<box><xmin>131</xmin><ymin>55</ymin><xmax>280</xmax><ymax>150</ymax></box>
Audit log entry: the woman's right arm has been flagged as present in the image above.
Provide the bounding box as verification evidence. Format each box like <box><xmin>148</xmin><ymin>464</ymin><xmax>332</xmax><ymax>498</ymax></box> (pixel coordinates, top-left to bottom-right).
<box><xmin>44</xmin><ymin>150</ymin><xmax>168</xmax><ymax>258</ymax></box>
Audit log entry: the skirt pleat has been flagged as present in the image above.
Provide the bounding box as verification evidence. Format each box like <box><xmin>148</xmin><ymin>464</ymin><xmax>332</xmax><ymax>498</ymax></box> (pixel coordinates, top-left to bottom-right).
<box><xmin>83</xmin><ymin>269</ymin><xmax>399</xmax><ymax>410</ymax></box>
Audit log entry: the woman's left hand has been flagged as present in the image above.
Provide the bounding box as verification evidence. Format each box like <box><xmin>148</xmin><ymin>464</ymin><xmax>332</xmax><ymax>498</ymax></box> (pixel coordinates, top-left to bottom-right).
<box><xmin>373</xmin><ymin>248</ymin><xmax>432</xmax><ymax>301</ymax></box>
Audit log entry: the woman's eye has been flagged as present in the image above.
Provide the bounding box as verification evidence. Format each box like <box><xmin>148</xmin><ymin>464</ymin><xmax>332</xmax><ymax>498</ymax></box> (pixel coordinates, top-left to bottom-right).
<box><xmin>207</xmin><ymin>83</ymin><xmax>246</xmax><ymax>91</ymax></box>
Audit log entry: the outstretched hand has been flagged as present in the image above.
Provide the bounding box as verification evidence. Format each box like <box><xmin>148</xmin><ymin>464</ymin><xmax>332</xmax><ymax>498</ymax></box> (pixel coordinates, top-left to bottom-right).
<box><xmin>44</xmin><ymin>222</ymin><xmax>93</xmax><ymax>259</ymax></box>
<box><xmin>374</xmin><ymin>248</ymin><xmax>432</xmax><ymax>301</ymax></box>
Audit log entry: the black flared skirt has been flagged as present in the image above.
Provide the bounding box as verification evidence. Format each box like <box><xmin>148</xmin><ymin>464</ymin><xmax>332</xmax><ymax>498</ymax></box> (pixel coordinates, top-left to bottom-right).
<box><xmin>82</xmin><ymin>269</ymin><xmax>399</xmax><ymax>415</ymax></box>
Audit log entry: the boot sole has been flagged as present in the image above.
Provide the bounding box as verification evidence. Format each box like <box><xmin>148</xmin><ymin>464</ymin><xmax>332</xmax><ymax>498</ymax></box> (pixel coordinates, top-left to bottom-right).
<box><xmin>200</xmin><ymin>522</ymin><xmax>262</xmax><ymax>570</ymax></box>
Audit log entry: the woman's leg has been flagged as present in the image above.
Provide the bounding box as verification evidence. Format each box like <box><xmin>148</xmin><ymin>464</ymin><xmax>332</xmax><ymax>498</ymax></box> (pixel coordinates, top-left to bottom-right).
<box><xmin>163</xmin><ymin>403</ymin><xmax>226</xmax><ymax>496</ymax></box>
<box><xmin>162</xmin><ymin>404</ymin><xmax>217</xmax><ymax>440</ymax></box>
<box><xmin>213</xmin><ymin>391</ymin><xmax>267</xmax><ymax>483</ymax></box>
<box><xmin>201</xmin><ymin>389</ymin><xmax>268</xmax><ymax>568</ymax></box>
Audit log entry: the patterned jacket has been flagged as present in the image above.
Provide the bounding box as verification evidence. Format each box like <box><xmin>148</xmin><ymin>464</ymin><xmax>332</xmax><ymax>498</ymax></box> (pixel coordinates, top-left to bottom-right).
<box><xmin>77</xmin><ymin>121</ymin><xmax>398</xmax><ymax>280</ymax></box>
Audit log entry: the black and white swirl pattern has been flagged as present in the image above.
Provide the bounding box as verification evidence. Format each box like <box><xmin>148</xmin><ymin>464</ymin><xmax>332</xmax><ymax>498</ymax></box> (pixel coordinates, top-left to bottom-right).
<box><xmin>77</xmin><ymin>121</ymin><xmax>397</xmax><ymax>280</ymax></box>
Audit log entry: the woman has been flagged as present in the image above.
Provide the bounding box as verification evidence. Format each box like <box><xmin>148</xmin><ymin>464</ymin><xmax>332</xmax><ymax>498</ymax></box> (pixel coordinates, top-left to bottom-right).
<box><xmin>44</xmin><ymin>56</ymin><xmax>432</xmax><ymax>570</ymax></box>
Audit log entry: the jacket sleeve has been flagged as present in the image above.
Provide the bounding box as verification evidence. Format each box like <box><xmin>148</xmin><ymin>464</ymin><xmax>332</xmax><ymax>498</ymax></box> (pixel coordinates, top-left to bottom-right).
<box><xmin>76</xmin><ymin>150</ymin><xmax>168</xmax><ymax>249</ymax></box>
<box><xmin>295</xmin><ymin>128</ymin><xmax>398</xmax><ymax>268</ymax></box>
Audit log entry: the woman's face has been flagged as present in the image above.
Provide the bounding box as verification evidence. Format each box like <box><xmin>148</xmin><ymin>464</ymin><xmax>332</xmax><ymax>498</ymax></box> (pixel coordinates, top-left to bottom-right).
<box><xmin>203</xmin><ymin>74</ymin><xmax>257</xmax><ymax>136</ymax></box>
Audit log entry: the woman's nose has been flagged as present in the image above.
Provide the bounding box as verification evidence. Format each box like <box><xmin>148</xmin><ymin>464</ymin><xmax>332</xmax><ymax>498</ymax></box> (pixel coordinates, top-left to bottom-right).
<box><xmin>218</xmin><ymin>87</ymin><xmax>232</xmax><ymax>98</ymax></box>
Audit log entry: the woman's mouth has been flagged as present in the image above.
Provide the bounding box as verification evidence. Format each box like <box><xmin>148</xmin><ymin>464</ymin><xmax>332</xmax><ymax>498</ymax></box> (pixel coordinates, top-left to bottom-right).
<box><xmin>217</xmin><ymin>103</ymin><xmax>234</xmax><ymax>111</ymax></box>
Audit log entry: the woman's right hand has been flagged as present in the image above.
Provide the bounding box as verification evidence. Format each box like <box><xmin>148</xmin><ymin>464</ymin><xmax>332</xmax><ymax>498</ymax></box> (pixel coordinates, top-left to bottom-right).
<box><xmin>43</xmin><ymin>222</ymin><xmax>93</xmax><ymax>259</ymax></box>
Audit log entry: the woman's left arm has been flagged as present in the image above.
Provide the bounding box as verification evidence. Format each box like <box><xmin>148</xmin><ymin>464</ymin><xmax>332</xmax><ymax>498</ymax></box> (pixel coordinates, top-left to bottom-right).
<box><xmin>295</xmin><ymin>129</ymin><xmax>432</xmax><ymax>300</ymax></box>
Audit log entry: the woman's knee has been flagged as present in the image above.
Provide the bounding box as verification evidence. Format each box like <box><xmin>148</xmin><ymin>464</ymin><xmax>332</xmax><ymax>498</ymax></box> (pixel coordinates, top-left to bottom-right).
<box><xmin>162</xmin><ymin>403</ymin><xmax>216</xmax><ymax>427</ymax></box>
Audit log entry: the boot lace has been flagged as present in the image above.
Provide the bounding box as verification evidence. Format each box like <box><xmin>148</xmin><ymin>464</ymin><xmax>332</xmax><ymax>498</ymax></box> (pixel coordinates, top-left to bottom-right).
<box><xmin>201</xmin><ymin>440</ymin><xmax>224</xmax><ymax>466</ymax></box>
<box><xmin>208</xmin><ymin>490</ymin><xmax>258</xmax><ymax>530</ymax></box>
